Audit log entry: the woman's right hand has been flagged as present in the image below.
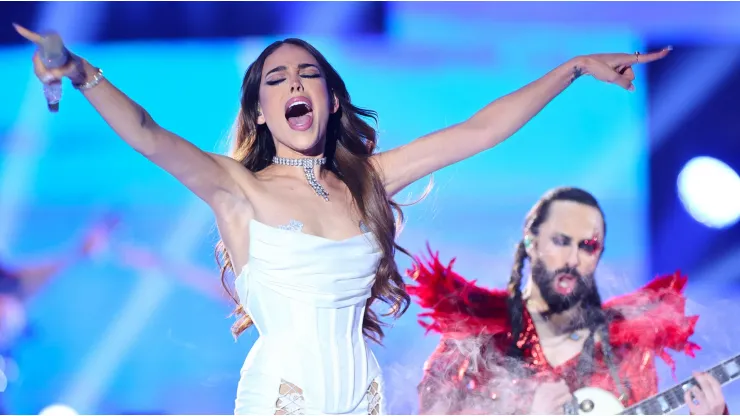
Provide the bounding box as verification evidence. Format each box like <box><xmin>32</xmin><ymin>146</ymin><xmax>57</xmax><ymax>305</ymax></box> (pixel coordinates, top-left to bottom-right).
<box><xmin>13</xmin><ymin>23</ymin><xmax>89</xmax><ymax>86</ymax></box>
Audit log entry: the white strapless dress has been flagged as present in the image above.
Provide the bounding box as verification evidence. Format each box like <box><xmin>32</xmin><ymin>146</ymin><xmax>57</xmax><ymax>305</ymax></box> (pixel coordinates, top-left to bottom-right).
<box><xmin>233</xmin><ymin>219</ymin><xmax>384</xmax><ymax>415</ymax></box>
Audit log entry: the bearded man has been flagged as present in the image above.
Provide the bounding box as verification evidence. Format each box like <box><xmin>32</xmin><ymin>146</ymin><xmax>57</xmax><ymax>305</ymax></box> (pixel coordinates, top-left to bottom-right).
<box><xmin>410</xmin><ymin>187</ymin><xmax>728</xmax><ymax>415</ymax></box>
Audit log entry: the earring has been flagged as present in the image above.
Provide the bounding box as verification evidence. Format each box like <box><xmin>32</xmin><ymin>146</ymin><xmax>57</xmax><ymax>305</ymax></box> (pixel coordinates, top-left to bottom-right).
<box><xmin>523</xmin><ymin>235</ymin><xmax>533</xmax><ymax>249</ymax></box>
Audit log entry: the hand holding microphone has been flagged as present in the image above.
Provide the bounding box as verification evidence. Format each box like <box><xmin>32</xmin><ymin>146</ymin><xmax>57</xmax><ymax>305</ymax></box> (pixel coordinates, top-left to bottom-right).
<box><xmin>13</xmin><ymin>23</ymin><xmax>100</xmax><ymax>112</ymax></box>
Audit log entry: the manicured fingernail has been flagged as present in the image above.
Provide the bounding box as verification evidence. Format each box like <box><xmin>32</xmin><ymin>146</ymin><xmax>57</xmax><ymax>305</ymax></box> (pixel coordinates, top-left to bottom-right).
<box><xmin>665</xmin><ymin>45</ymin><xmax>674</xmax><ymax>51</ymax></box>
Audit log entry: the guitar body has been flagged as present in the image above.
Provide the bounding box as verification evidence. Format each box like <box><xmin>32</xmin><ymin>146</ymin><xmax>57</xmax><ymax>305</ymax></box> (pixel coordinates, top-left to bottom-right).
<box><xmin>571</xmin><ymin>387</ymin><xmax>626</xmax><ymax>415</ymax></box>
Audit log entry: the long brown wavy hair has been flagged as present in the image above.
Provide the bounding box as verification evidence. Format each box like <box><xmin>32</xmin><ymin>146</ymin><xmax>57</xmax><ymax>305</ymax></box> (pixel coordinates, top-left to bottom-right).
<box><xmin>216</xmin><ymin>38</ymin><xmax>411</xmax><ymax>344</ymax></box>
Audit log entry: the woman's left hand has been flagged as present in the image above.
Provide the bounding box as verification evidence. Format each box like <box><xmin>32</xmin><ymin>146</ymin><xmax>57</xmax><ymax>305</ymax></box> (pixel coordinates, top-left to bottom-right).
<box><xmin>576</xmin><ymin>47</ymin><xmax>672</xmax><ymax>91</ymax></box>
<box><xmin>685</xmin><ymin>371</ymin><xmax>727</xmax><ymax>415</ymax></box>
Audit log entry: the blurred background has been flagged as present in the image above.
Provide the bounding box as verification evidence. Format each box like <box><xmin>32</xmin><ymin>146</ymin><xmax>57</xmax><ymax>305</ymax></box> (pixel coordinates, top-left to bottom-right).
<box><xmin>1</xmin><ymin>1</ymin><xmax>739</xmax><ymax>414</ymax></box>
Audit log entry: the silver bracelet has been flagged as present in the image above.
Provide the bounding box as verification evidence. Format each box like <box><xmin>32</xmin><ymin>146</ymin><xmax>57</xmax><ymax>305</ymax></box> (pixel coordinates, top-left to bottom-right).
<box><xmin>74</xmin><ymin>68</ymin><xmax>104</xmax><ymax>91</ymax></box>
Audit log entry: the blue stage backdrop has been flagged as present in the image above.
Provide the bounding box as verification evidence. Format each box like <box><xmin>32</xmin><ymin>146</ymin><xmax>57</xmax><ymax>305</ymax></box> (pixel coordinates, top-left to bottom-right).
<box><xmin>1</xmin><ymin>26</ymin><xmax>737</xmax><ymax>415</ymax></box>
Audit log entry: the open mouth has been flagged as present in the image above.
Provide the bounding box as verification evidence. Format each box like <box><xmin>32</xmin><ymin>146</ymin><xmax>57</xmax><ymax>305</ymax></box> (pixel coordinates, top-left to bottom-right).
<box><xmin>284</xmin><ymin>96</ymin><xmax>314</xmax><ymax>131</ymax></box>
<box><xmin>554</xmin><ymin>273</ymin><xmax>578</xmax><ymax>295</ymax></box>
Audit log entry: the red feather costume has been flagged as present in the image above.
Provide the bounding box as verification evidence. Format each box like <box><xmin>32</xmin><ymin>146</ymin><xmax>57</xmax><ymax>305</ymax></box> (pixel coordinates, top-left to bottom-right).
<box><xmin>408</xmin><ymin>247</ymin><xmax>712</xmax><ymax>415</ymax></box>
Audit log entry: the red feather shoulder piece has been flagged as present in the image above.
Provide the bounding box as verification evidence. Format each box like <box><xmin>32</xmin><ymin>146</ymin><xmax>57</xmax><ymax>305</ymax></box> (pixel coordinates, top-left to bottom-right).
<box><xmin>604</xmin><ymin>270</ymin><xmax>701</xmax><ymax>374</ymax></box>
<box><xmin>406</xmin><ymin>246</ymin><xmax>511</xmax><ymax>339</ymax></box>
<box><xmin>407</xmin><ymin>247</ymin><xmax>701</xmax><ymax>374</ymax></box>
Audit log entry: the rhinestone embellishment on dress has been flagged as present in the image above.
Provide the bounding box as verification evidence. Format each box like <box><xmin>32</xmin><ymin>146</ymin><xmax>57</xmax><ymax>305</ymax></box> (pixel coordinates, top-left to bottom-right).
<box><xmin>272</xmin><ymin>156</ymin><xmax>329</xmax><ymax>201</ymax></box>
<box><xmin>277</xmin><ymin>219</ymin><xmax>304</xmax><ymax>232</ymax></box>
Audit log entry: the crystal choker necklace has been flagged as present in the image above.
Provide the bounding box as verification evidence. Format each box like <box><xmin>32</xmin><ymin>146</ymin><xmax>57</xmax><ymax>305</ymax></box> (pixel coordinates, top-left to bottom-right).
<box><xmin>272</xmin><ymin>156</ymin><xmax>329</xmax><ymax>201</ymax></box>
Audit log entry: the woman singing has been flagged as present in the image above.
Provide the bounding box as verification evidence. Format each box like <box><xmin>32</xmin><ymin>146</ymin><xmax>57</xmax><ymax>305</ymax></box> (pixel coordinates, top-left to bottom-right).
<box><xmin>15</xmin><ymin>23</ymin><xmax>668</xmax><ymax>415</ymax></box>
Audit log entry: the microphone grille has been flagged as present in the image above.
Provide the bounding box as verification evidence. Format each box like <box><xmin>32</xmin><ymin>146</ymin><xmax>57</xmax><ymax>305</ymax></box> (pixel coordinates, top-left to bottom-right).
<box><xmin>38</xmin><ymin>32</ymin><xmax>69</xmax><ymax>69</ymax></box>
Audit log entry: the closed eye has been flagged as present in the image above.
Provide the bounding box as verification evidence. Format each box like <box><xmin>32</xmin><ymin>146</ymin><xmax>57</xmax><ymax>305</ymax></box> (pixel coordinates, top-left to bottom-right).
<box><xmin>265</xmin><ymin>73</ymin><xmax>321</xmax><ymax>86</ymax></box>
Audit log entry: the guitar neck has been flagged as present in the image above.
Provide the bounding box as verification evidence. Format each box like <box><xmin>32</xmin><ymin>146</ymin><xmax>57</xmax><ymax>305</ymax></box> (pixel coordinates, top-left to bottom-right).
<box><xmin>621</xmin><ymin>353</ymin><xmax>740</xmax><ymax>415</ymax></box>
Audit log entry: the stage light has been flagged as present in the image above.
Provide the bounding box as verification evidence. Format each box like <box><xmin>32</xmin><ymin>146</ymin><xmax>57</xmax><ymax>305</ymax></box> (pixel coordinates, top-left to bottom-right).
<box><xmin>39</xmin><ymin>404</ymin><xmax>78</xmax><ymax>416</ymax></box>
<box><xmin>677</xmin><ymin>156</ymin><xmax>740</xmax><ymax>228</ymax></box>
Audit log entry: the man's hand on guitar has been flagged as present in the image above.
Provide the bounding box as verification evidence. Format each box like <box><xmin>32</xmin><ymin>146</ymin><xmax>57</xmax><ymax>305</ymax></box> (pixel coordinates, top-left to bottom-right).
<box><xmin>685</xmin><ymin>371</ymin><xmax>727</xmax><ymax>415</ymax></box>
<box><xmin>529</xmin><ymin>380</ymin><xmax>573</xmax><ymax>415</ymax></box>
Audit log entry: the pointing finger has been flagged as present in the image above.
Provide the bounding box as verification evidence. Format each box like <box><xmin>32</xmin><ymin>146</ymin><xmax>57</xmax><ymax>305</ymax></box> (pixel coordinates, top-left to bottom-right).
<box><xmin>12</xmin><ymin>23</ymin><xmax>43</xmax><ymax>44</ymax></box>
<box><xmin>634</xmin><ymin>47</ymin><xmax>672</xmax><ymax>65</ymax></box>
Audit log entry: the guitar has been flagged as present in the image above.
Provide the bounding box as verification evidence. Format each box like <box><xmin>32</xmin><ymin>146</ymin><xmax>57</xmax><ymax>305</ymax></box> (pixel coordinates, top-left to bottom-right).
<box><xmin>567</xmin><ymin>353</ymin><xmax>740</xmax><ymax>415</ymax></box>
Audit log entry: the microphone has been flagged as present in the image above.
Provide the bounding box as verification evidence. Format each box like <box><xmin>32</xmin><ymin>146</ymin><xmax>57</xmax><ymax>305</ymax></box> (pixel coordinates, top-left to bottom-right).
<box><xmin>37</xmin><ymin>31</ymin><xmax>70</xmax><ymax>112</ymax></box>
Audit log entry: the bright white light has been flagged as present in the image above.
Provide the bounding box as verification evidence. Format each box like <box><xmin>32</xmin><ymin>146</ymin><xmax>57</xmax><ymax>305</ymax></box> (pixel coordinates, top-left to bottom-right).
<box><xmin>39</xmin><ymin>404</ymin><xmax>78</xmax><ymax>416</ymax></box>
<box><xmin>677</xmin><ymin>156</ymin><xmax>740</xmax><ymax>228</ymax></box>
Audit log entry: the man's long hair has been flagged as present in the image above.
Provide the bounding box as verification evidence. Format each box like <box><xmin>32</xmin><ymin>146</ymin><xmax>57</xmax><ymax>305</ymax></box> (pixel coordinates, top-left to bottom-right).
<box><xmin>505</xmin><ymin>187</ymin><xmax>627</xmax><ymax>387</ymax></box>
